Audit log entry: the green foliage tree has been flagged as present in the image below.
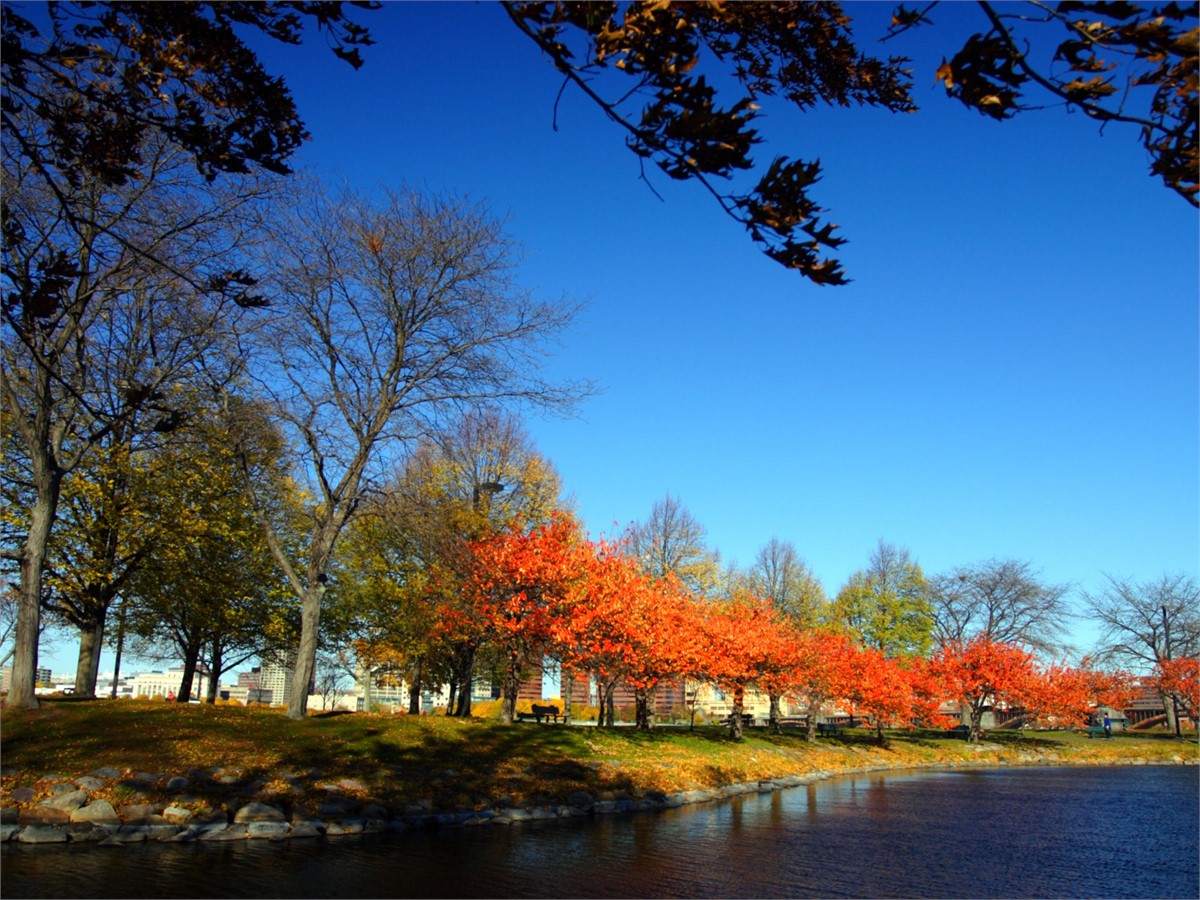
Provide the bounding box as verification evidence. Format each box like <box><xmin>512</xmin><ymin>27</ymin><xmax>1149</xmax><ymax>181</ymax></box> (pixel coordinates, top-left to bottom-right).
<box><xmin>2</xmin><ymin>0</ymin><xmax>374</xmax><ymax>711</ymax></box>
<box><xmin>340</xmin><ymin>409</ymin><xmax>567</xmax><ymax>716</ymax></box>
<box><xmin>123</xmin><ymin>410</ymin><xmax>292</xmax><ymax>702</ymax></box>
<box><xmin>832</xmin><ymin>539</ymin><xmax>933</xmax><ymax>658</ymax></box>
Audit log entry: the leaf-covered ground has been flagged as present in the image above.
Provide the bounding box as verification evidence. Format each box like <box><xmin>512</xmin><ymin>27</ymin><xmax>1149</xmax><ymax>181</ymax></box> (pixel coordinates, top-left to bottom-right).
<box><xmin>2</xmin><ymin>700</ymin><xmax>1195</xmax><ymax>817</ymax></box>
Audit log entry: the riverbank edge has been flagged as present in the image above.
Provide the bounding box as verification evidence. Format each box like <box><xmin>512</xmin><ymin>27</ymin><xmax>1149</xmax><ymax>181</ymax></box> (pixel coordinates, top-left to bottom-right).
<box><xmin>3</xmin><ymin>749</ymin><xmax>1197</xmax><ymax>850</ymax></box>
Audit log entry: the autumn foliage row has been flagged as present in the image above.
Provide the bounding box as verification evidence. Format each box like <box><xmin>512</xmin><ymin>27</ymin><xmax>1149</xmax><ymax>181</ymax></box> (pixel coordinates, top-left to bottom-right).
<box><xmin>413</xmin><ymin>513</ymin><xmax>1178</xmax><ymax>741</ymax></box>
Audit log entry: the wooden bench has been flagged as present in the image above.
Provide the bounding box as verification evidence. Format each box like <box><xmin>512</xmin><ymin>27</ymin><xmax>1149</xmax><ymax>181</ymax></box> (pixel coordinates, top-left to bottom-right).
<box><xmin>721</xmin><ymin>713</ymin><xmax>754</xmax><ymax>728</ymax></box>
<box><xmin>816</xmin><ymin>722</ymin><xmax>843</xmax><ymax>735</ymax></box>
<box><xmin>517</xmin><ymin>703</ymin><xmax>561</xmax><ymax>724</ymax></box>
<box><xmin>1085</xmin><ymin>725</ymin><xmax>1112</xmax><ymax>739</ymax></box>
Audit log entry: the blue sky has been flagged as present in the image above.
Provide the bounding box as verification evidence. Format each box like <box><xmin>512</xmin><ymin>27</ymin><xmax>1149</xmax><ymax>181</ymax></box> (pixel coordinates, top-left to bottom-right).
<box><xmin>38</xmin><ymin>2</ymin><xmax>1198</xmax><ymax>673</ymax></box>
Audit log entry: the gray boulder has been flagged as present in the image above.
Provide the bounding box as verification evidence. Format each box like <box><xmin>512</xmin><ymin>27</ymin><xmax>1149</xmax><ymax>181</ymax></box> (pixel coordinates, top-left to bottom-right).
<box><xmin>18</xmin><ymin>807</ymin><xmax>70</xmax><ymax>825</ymax></box>
<box><xmin>247</xmin><ymin>821</ymin><xmax>290</xmax><ymax>840</ymax></box>
<box><xmin>75</xmin><ymin>776</ymin><xmax>107</xmax><ymax>792</ymax></box>
<box><xmin>233</xmin><ymin>802</ymin><xmax>286</xmax><ymax>823</ymax></box>
<box><xmin>288</xmin><ymin>818</ymin><xmax>325</xmax><ymax>839</ymax></box>
<box><xmin>198</xmin><ymin>824</ymin><xmax>248</xmax><ymax>841</ymax></box>
<box><xmin>18</xmin><ymin>825</ymin><xmax>68</xmax><ymax>844</ymax></box>
<box><xmin>163</xmin><ymin>806</ymin><xmax>194</xmax><ymax>825</ymax></box>
<box><xmin>63</xmin><ymin>823</ymin><xmax>114</xmax><ymax>843</ymax></box>
<box><xmin>38</xmin><ymin>790</ymin><xmax>89</xmax><ymax>811</ymax></box>
<box><xmin>70</xmin><ymin>800</ymin><xmax>121</xmax><ymax>825</ymax></box>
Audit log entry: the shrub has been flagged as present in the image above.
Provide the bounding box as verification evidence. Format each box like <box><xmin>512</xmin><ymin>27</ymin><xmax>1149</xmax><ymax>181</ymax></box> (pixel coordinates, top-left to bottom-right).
<box><xmin>570</xmin><ymin>704</ymin><xmax>599</xmax><ymax>722</ymax></box>
<box><xmin>471</xmin><ymin>700</ymin><xmax>503</xmax><ymax>719</ymax></box>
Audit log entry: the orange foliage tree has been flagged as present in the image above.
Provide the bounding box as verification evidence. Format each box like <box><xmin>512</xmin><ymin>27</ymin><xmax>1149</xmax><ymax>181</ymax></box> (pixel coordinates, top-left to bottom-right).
<box><xmin>786</xmin><ymin>629</ymin><xmax>858</xmax><ymax>743</ymax></box>
<box><xmin>1024</xmin><ymin>663</ymin><xmax>1138</xmax><ymax>731</ymax></box>
<box><xmin>929</xmin><ymin>637</ymin><xmax>1038</xmax><ymax>743</ymax></box>
<box><xmin>696</xmin><ymin>593</ymin><xmax>795</xmax><ymax>740</ymax></box>
<box><xmin>548</xmin><ymin>544</ymin><xmax>697</xmax><ymax>730</ymax></box>
<box><xmin>844</xmin><ymin>646</ymin><xmax>937</xmax><ymax>744</ymax></box>
<box><xmin>465</xmin><ymin>512</ymin><xmax>591</xmax><ymax>724</ymax></box>
<box><xmin>1156</xmin><ymin>657</ymin><xmax>1199</xmax><ymax>741</ymax></box>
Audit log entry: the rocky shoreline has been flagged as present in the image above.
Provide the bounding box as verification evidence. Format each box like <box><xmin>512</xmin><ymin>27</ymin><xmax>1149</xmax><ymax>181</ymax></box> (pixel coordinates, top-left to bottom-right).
<box><xmin>3</xmin><ymin>752</ymin><xmax>1196</xmax><ymax>849</ymax></box>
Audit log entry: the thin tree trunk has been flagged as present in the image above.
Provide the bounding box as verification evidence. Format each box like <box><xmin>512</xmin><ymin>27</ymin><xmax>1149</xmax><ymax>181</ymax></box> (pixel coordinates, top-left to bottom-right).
<box><xmin>110</xmin><ymin>600</ymin><xmax>127</xmax><ymax>699</ymax></box>
<box><xmin>729</xmin><ymin>685</ymin><xmax>745</xmax><ymax>741</ymax></box>
<box><xmin>562</xmin><ymin>667</ymin><xmax>573</xmax><ymax>723</ymax></box>
<box><xmin>408</xmin><ymin>656</ymin><xmax>422</xmax><ymax>715</ymax></box>
<box><xmin>206</xmin><ymin>640</ymin><xmax>223</xmax><ymax>703</ymax></box>
<box><xmin>768</xmin><ymin>693</ymin><xmax>782</xmax><ymax>735</ymax></box>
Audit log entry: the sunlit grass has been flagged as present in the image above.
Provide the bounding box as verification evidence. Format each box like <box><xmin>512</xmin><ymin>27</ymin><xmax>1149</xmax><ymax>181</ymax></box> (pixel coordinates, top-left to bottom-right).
<box><xmin>2</xmin><ymin>699</ymin><xmax>1194</xmax><ymax>814</ymax></box>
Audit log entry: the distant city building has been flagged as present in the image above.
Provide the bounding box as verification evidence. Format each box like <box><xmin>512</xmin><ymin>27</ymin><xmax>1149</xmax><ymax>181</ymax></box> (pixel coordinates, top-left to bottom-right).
<box><xmin>237</xmin><ymin>655</ymin><xmax>312</xmax><ymax>707</ymax></box>
<box><xmin>35</xmin><ymin>666</ymin><xmax>52</xmax><ymax>685</ymax></box>
<box><xmin>129</xmin><ymin>668</ymin><xmax>209</xmax><ymax>700</ymax></box>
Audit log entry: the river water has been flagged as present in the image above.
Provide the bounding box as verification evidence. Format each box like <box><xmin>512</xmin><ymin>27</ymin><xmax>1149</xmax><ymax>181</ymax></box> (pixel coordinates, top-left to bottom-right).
<box><xmin>3</xmin><ymin>765</ymin><xmax>1196</xmax><ymax>899</ymax></box>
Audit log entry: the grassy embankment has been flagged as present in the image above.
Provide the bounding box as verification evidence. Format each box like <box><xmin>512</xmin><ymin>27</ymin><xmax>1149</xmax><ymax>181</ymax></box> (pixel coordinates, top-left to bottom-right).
<box><xmin>2</xmin><ymin>699</ymin><xmax>1196</xmax><ymax>817</ymax></box>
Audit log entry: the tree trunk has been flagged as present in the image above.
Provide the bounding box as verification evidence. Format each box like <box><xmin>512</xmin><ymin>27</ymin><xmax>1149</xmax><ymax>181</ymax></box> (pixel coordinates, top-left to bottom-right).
<box><xmin>206</xmin><ymin>640</ymin><xmax>223</xmax><ymax>703</ymax></box>
<box><xmin>500</xmin><ymin>654</ymin><xmax>522</xmax><ymax>724</ymax></box>
<box><xmin>968</xmin><ymin>698</ymin><xmax>986</xmax><ymax>744</ymax></box>
<box><xmin>603</xmin><ymin>681</ymin><xmax>616</xmax><ymax>727</ymax></box>
<box><xmin>73</xmin><ymin>614</ymin><xmax>106</xmax><ymax>698</ymax></box>
<box><xmin>768</xmin><ymin>693</ymin><xmax>782</xmax><ymax>735</ymax></box>
<box><xmin>110</xmin><ymin>600</ymin><xmax>127</xmax><ymax>699</ymax></box>
<box><xmin>634</xmin><ymin>687</ymin><xmax>653</xmax><ymax>731</ymax></box>
<box><xmin>9</xmin><ymin>469</ymin><xmax>62</xmax><ymax>710</ymax></box>
<box><xmin>804</xmin><ymin>698</ymin><xmax>821</xmax><ymax>743</ymax></box>
<box><xmin>408</xmin><ymin>656</ymin><xmax>423</xmax><ymax>714</ymax></box>
<box><xmin>286</xmin><ymin>582</ymin><xmax>324</xmax><ymax>719</ymax></box>
<box><xmin>729</xmin><ymin>685</ymin><xmax>745</xmax><ymax>741</ymax></box>
<box><xmin>562</xmin><ymin>667</ymin><xmax>573</xmax><ymax>722</ymax></box>
<box><xmin>177</xmin><ymin>642</ymin><xmax>201</xmax><ymax>701</ymax></box>
<box><xmin>454</xmin><ymin>646</ymin><xmax>475</xmax><ymax>716</ymax></box>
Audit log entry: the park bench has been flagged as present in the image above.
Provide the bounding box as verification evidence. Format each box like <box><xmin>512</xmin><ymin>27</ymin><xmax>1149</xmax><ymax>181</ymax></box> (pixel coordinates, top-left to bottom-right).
<box><xmin>517</xmin><ymin>703</ymin><xmax>561</xmax><ymax>724</ymax></box>
<box><xmin>1085</xmin><ymin>725</ymin><xmax>1112</xmax><ymax>739</ymax></box>
<box><xmin>721</xmin><ymin>712</ymin><xmax>754</xmax><ymax>728</ymax></box>
<box><xmin>816</xmin><ymin>722</ymin><xmax>843</xmax><ymax>735</ymax></box>
<box><xmin>945</xmin><ymin>724</ymin><xmax>971</xmax><ymax>739</ymax></box>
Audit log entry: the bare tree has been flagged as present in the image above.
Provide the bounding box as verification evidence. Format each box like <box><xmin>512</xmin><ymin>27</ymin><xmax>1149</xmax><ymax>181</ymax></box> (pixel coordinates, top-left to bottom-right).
<box><xmin>741</xmin><ymin>537</ymin><xmax>826</xmax><ymax>627</ymax></box>
<box><xmin>1083</xmin><ymin>573</ymin><xmax>1200</xmax><ymax>668</ymax></box>
<box><xmin>1</xmin><ymin>136</ymin><xmax>269</xmax><ymax>709</ymax></box>
<box><xmin>1082</xmin><ymin>573</ymin><xmax>1199</xmax><ymax>736</ymax></box>
<box><xmin>928</xmin><ymin>559</ymin><xmax>1073</xmax><ymax>657</ymax></box>
<box><xmin>626</xmin><ymin>494</ymin><xmax>720</xmax><ymax>594</ymax></box>
<box><xmin>242</xmin><ymin>181</ymin><xmax>587</xmax><ymax>719</ymax></box>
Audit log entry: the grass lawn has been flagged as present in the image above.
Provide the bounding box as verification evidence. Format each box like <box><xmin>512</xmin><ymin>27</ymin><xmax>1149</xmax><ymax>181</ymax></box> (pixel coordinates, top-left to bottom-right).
<box><xmin>2</xmin><ymin>699</ymin><xmax>1196</xmax><ymax>817</ymax></box>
